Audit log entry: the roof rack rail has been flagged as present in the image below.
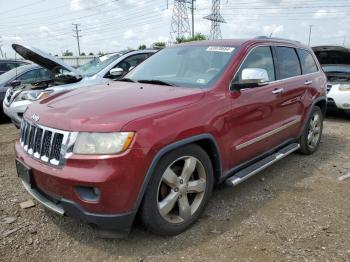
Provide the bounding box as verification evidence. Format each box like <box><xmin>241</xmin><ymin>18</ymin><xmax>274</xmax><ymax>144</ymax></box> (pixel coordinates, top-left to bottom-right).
<box><xmin>255</xmin><ymin>36</ymin><xmax>301</xmax><ymax>44</ymax></box>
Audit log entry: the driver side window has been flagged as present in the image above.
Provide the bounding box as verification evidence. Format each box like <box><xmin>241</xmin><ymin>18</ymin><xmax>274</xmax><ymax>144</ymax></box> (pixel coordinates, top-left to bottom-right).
<box><xmin>17</xmin><ymin>69</ymin><xmax>39</xmax><ymax>84</ymax></box>
<box><xmin>234</xmin><ymin>46</ymin><xmax>275</xmax><ymax>83</ymax></box>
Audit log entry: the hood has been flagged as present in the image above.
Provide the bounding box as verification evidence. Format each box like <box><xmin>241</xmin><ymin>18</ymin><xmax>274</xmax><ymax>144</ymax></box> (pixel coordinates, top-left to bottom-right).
<box><xmin>312</xmin><ymin>46</ymin><xmax>350</xmax><ymax>65</ymax></box>
<box><xmin>25</xmin><ymin>81</ymin><xmax>205</xmax><ymax>132</ymax></box>
<box><xmin>12</xmin><ymin>44</ymin><xmax>81</xmax><ymax>80</ymax></box>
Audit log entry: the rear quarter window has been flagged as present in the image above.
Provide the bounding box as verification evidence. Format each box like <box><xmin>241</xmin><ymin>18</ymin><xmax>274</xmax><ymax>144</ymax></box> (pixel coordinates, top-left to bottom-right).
<box><xmin>275</xmin><ymin>47</ymin><xmax>301</xmax><ymax>79</ymax></box>
<box><xmin>297</xmin><ymin>49</ymin><xmax>318</xmax><ymax>74</ymax></box>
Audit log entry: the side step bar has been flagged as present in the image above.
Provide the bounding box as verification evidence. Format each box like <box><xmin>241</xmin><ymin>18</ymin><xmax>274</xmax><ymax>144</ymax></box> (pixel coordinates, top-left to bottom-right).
<box><xmin>225</xmin><ymin>143</ymin><xmax>300</xmax><ymax>187</ymax></box>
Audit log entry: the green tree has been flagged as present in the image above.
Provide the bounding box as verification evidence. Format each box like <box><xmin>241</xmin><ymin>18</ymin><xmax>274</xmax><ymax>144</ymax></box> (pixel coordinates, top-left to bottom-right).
<box><xmin>62</xmin><ymin>50</ymin><xmax>73</xmax><ymax>56</ymax></box>
<box><xmin>176</xmin><ymin>33</ymin><xmax>207</xmax><ymax>44</ymax></box>
<box><xmin>138</xmin><ymin>44</ymin><xmax>147</xmax><ymax>50</ymax></box>
<box><xmin>88</xmin><ymin>52</ymin><xmax>94</xmax><ymax>56</ymax></box>
<box><xmin>80</xmin><ymin>52</ymin><xmax>86</xmax><ymax>56</ymax></box>
<box><xmin>97</xmin><ymin>51</ymin><xmax>105</xmax><ymax>56</ymax></box>
<box><xmin>152</xmin><ymin>41</ymin><xmax>166</xmax><ymax>49</ymax></box>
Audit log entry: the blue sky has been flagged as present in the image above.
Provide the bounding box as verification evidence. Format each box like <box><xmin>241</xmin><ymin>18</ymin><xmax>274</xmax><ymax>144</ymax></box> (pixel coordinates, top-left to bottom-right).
<box><xmin>0</xmin><ymin>0</ymin><xmax>349</xmax><ymax>58</ymax></box>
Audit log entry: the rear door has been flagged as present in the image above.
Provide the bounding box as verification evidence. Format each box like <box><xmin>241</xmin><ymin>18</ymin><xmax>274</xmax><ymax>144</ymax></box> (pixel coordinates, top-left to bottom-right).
<box><xmin>268</xmin><ymin>46</ymin><xmax>313</xmax><ymax>146</ymax></box>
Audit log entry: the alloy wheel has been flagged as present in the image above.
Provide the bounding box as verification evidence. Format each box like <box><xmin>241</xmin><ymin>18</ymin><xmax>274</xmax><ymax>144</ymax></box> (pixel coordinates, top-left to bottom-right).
<box><xmin>157</xmin><ymin>156</ymin><xmax>207</xmax><ymax>224</ymax></box>
<box><xmin>307</xmin><ymin>111</ymin><xmax>322</xmax><ymax>149</ymax></box>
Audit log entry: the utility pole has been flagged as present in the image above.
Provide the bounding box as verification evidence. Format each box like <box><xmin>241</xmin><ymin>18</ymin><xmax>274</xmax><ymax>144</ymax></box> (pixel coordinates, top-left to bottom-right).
<box><xmin>0</xmin><ymin>36</ymin><xmax>3</xmax><ymax>58</ymax></box>
<box><xmin>190</xmin><ymin>0</ymin><xmax>195</xmax><ymax>38</ymax></box>
<box><xmin>72</xmin><ymin>23</ymin><xmax>82</xmax><ymax>56</ymax></box>
<box><xmin>204</xmin><ymin>0</ymin><xmax>226</xmax><ymax>40</ymax></box>
<box><xmin>308</xmin><ymin>24</ymin><xmax>313</xmax><ymax>46</ymax></box>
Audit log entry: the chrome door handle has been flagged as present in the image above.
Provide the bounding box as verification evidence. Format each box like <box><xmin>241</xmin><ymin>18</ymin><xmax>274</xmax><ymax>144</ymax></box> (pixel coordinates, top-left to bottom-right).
<box><xmin>272</xmin><ymin>88</ymin><xmax>284</xmax><ymax>94</ymax></box>
<box><xmin>305</xmin><ymin>80</ymin><xmax>313</xmax><ymax>85</ymax></box>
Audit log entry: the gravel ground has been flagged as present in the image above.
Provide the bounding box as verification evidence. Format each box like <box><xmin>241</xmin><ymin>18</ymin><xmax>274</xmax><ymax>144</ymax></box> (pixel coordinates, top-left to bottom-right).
<box><xmin>0</xmin><ymin>114</ymin><xmax>350</xmax><ymax>262</ymax></box>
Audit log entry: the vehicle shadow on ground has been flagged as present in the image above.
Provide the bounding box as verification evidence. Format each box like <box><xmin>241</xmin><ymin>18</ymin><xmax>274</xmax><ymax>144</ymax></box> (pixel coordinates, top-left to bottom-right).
<box><xmin>46</xmin><ymin>128</ymin><xmax>346</xmax><ymax>258</ymax></box>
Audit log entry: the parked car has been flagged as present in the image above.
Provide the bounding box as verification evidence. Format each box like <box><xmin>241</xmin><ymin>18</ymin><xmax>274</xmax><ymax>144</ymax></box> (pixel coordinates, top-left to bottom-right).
<box><xmin>313</xmin><ymin>46</ymin><xmax>350</xmax><ymax>114</ymax></box>
<box><xmin>3</xmin><ymin>44</ymin><xmax>157</xmax><ymax>127</ymax></box>
<box><xmin>0</xmin><ymin>59</ymin><xmax>30</xmax><ymax>75</ymax></box>
<box><xmin>0</xmin><ymin>64</ymin><xmax>53</xmax><ymax>120</ymax></box>
<box><xmin>15</xmin><ymin>38</ymin><xmax>327</xmax><ymax>238</ymax></box>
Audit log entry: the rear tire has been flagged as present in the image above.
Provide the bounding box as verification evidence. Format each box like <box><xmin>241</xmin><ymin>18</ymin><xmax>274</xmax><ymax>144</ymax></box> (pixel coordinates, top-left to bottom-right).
<box><xmin>298</xmin><ymin>106</ymin><xmax>323</xmax><ymax>155</ymax></box>
<box><xmin>140</xmin><ymin>144</ymin><xmax>214</xmax><ymax>236</ymax></box>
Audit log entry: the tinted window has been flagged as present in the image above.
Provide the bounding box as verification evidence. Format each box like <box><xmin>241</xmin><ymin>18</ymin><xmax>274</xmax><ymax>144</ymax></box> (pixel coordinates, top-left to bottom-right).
<box><xmin>116</xmin><ymin>53</ymin><xmax>150</xmax><ymax>72</ymax></box>
<box><xmin>297</xmin><ymin>49</ymin><xmax>318</xmax><ymax>74</ymax></box>
<box><xmin>235</xmin><ymin>46</ymin><xmax>275</xmax><ymax>82</ymax></box>
<box><xmin>36</xmin><ymin>68</ymin><xmax>52</xmax><ymax>82</ymax></box>
<box><xmin>275</xmin><ymin>47</ymin><xmax>301</xmax><ymax>79</ymax></box>
<box><xmin>17</xmin><ymin>69</ymin><xmax>39</xmax><ymax>84</ymax></box>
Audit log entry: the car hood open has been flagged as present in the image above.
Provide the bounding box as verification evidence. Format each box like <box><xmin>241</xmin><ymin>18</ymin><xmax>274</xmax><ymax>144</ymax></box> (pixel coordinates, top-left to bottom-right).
<box><xmin>25</xmin><ymin>81</ymin><xmax>205</xmax><ymax>132</ymax></box>
<box><xmin>12</xmin><ymin>44</ymin><xmax>82</xmax><ymax>81</ymax></box>
<box><xmin>313</xmin><ymin>46</ymin><xmax>350</xmax><ymax>65</ymax></box>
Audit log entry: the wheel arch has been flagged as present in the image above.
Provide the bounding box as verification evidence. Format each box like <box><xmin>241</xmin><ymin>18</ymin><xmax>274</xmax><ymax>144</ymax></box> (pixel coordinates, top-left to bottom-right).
<box><xmin>133</xmin><ymin>134</ymin><xmax>222</xmax><ymax>211</ymax></box>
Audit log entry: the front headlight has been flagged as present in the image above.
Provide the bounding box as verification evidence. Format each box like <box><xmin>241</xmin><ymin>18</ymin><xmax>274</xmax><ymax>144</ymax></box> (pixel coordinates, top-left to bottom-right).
<box><xmin>338</xmin><ymin>84</ymin><xmax>350</xmax><ymax>91</ymax></box>
<box><xmin>73</xmin><ymin>132</ymin><xmax>135</xmax><ymax>155</ymax></box>
<box><xmin>14</xmin><ymin>90</ymin><xmax>53</xmax><ymax>102</ymax></box>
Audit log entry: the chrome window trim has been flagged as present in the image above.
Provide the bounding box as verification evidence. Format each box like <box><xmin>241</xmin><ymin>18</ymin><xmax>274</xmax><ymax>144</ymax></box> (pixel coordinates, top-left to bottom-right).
<box><xmin>236</xmin><ymin>118</ymin><xmax>300</xmax><ymax>150</ymax></box>
<box><xmin>229</xmin><ymin>43</ymin><xmax>321</xmax><ymax>92</ymax></box>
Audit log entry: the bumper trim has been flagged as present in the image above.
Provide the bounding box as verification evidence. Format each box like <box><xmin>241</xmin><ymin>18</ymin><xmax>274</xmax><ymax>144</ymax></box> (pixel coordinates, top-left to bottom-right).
<box><xmin>21</xmin><ymin>179</ymin><xmax>136</xmax><ymax>238</ymax></box>
<box><xmin>22</xmin><ymin>180</ymin><xmax>64</xmax><ymax>215</ymax></box>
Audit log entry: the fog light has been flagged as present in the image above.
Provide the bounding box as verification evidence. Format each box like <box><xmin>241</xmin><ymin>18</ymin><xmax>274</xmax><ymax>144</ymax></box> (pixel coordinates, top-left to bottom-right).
<box><xmin>343</xmin><ymin>103</ymin><xmax>350</xmax><ymax>108</ymax></box>
<box><xmin>75</xmin><ymin>186</ymin><xmax>100</xmax><ymax>202</ymax></box>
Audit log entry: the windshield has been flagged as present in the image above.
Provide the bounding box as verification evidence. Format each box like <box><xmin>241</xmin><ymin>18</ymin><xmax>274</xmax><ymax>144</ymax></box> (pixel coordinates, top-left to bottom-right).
<box><xmin>78</xmin><ymin>53</ymin><xmax>122</xmax><ymax>77</ymax></box>
<box><xmin>322</xmin><ymin>65</ymin><xmax>350</xmax><ymax>74</ymax></box>
<box><xmin>125</xmin><ymin>45</ymin><xmax>238</xmax><ymax>88</ymax></box>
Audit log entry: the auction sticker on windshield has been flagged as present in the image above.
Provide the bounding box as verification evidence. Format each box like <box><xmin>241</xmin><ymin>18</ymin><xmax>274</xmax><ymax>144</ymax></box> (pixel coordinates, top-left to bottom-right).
<box><xmin>206</xmin><ymin>46</ymin><xmax>235</xmax><ymax>53</ymax></box>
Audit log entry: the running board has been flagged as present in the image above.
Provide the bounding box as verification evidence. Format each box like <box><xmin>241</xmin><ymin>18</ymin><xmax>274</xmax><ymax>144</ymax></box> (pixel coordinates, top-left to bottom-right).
<box><xmin>225</xmin><ymin>143</ymin><xmax>300</xmax><ymax>187</ymax></box>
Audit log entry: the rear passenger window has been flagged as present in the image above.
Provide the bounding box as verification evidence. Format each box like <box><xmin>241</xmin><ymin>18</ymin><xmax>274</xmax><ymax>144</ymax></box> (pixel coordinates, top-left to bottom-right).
<box><xmin>297</xmin><ymin>49</ymin><xmax>318</xmax><ymax>74</ymax></box>
<box><xmin>275</xmin><ymin>47</ymin><xmax>301</xmax><ymax>79</ymax></box>
<box><xmin>235</xmin><ymin>46</ymin><xmax>275</xmax><ymax>82</ymax></box>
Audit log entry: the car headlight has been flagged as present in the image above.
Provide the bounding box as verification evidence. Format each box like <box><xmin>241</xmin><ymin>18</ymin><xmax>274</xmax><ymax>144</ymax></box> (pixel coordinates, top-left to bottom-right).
<box><xmin>73</xmin><ymin>132</ymin><xmax>135</xmax><ymax>155</ymax></box>
<box><xmin>14</xmin><ymin>90</ymin><xmax>53</xmax><ymax>102</ymax></box>
<box><xmin>338</xmin><ymin>84</ymin><xmax>350</xmax><ymax>91</ymax></box>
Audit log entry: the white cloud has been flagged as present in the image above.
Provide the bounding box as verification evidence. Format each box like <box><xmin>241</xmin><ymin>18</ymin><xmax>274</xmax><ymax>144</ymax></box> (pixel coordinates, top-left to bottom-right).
<box><xmin>313</xmin><ymin>10</ymin><xmax>337</xmax><ymax>19</ymax></box>
<box><xmin>39</xmin><ymin>26</ymin><xmax>63</xmax><ymax>40</ymax></box>
<box><xmin>263</xmin><ymin>24</ymin><xmax>284</xmax><ymax>37</ymax></box>
<box><xmin>70</xmin><ymin>0</ymin><xmax>82</xmax><ymax>11</ymax></box>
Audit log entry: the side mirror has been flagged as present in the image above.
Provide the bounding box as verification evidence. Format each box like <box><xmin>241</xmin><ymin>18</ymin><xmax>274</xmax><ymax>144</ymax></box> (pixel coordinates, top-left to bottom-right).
<box><xmin>232</xmin><ymin>68</ymin><xmax>269</xmax><ymax>90</ymax></box>
<box><xmin>109</xmin><ymin>68</ymin><xmax>124</xmax><ymax>77</ymax></box>
<box><xmin>10</xmin><ymin>80</ymin><xmax>21</xmax><ymax>87</ymax></box>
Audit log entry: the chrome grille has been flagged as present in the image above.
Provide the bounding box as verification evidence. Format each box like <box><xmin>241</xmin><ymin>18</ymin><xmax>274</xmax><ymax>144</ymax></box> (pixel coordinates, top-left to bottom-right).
<box><xmin>20</xmin><ymin>118</ymin><xmax>78</xmax><ymax>167</ymax></box>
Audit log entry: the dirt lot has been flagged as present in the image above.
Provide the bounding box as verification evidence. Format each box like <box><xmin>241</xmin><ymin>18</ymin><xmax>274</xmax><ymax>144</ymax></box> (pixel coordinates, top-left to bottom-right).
<box><xmin>0</xmin><ymin>115</ymin><xmax>350</xmax><ymax>262</ymax></box>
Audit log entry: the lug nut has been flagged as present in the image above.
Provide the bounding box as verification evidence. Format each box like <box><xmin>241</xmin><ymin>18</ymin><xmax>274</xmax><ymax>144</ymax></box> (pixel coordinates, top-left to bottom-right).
<box><xmin>174</xmin><ymin>188</ymin><xmax>179</xmax><ymax>192</ymax></box>
<box><xmin>179</xmin><ymin>179</ymin><xmax>184</xmax><ymax>184</ymax></box>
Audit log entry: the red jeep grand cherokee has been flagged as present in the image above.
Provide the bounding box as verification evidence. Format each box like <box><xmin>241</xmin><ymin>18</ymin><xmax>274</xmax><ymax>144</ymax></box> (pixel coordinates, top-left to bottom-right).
<box><xmin>15</xmin><ymin>38</ymin><xmax>327</xmax><ymax>237</ymax></box>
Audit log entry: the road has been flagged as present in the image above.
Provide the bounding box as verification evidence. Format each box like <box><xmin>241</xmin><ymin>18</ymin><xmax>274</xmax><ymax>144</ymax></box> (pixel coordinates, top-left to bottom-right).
<box><xmin>1</xmin><ymin>115</ymin><xmax>350</xmax><ymax>261</ymax></box>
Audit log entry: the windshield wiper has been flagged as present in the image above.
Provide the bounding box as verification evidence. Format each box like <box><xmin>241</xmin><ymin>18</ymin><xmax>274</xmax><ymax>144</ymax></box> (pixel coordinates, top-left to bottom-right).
<box><xmin>117</xmin><ymin>78</ymin><xmax>137</xmax><ymax>83</ymax></box>
<box><xmin>137</xmin><ymin>79</ymin><xmax>175</xmax><ymax>86</ymax></box>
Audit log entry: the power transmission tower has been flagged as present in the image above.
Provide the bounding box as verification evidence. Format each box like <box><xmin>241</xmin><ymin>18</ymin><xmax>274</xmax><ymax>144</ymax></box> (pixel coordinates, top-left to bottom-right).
<box><xmin>72</xmin><ymin>23</ymin><xmax>82</xmax><ymax>56</ymax></box>
<box><xmin>204</xmin><ymin>0</ymin><xmax>226</xmax><ymax>40</ymax></box>
<box><xmin>169</xmin><ymin>0</ymin><xmax>191</xmax><ymax>43</ymax></box>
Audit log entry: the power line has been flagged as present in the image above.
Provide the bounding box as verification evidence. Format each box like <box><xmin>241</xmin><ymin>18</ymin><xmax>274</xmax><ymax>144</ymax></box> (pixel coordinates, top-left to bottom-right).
<box><xmin>72</xmin><ymin>23</ymin><xmax>82</xmax><ymax>56</ymax></box>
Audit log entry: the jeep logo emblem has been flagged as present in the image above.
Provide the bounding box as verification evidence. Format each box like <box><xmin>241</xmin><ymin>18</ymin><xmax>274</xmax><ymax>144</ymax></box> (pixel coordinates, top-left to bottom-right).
<box><xmin>31</xmin><ymin>114</ymin><xmax>40</xmax><ymax>122</ymax></box>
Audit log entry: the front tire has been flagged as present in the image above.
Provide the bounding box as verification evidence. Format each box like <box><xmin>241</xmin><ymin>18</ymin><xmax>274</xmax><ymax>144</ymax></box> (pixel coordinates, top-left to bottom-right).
<box><xmin>140</xmin><ymin>144</ymin><xmax>214</xmax><ymax>236</ymax></box>
<box><xmin>298</xmin><ymin>106</ymin><xmax>323</xmax><ymax>155</ymax></box>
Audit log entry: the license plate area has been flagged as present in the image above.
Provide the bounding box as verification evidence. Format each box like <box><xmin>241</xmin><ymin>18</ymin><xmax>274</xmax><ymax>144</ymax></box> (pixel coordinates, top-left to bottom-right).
<box><xmin>16</xmin><ymin>159</ymin><xmax>32</xmax><ymax>185</ymax></box>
